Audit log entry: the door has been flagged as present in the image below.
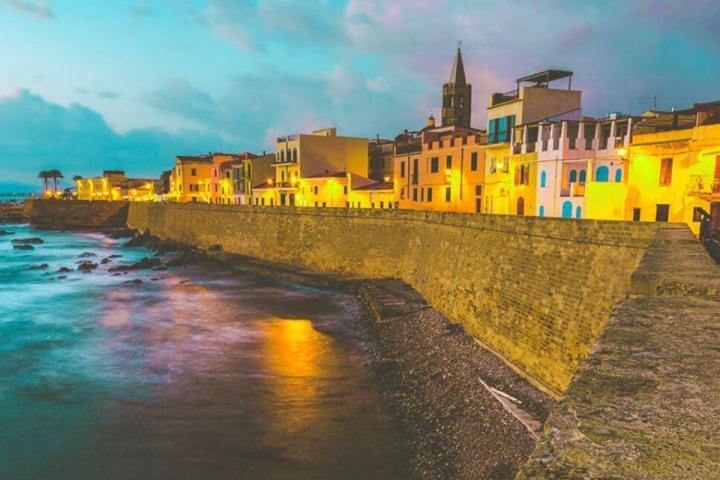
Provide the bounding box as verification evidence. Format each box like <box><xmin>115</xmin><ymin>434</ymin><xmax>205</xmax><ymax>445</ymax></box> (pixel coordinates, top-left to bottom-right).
<box><xmin>475</xmin><ymin>198</ymin><xmax>482</xmax><ymax>213</ymax></box>
<box><xmin>655</xmin><ymin>204</ymin><xmax>670</xmax><ymax>222</ymax></box>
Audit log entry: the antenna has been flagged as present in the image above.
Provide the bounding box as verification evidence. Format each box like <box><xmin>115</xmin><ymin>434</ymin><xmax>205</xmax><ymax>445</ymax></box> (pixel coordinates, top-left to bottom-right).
<box><xmin>457</xmin><ymin>40</ymin><xmax>462</xmax><ymax>49</ymax></box>
<box><xmin>638</xmin><ymin>93</ymin><xmax>658</xmax><ymax>110</ymax></box>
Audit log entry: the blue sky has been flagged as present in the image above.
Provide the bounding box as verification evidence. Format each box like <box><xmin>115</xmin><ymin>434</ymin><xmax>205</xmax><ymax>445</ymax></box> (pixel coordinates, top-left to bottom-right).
<box><xmin>1</xmin><ymin>0</ymin><xmax>719</xmax><ymax>190</ymax></box>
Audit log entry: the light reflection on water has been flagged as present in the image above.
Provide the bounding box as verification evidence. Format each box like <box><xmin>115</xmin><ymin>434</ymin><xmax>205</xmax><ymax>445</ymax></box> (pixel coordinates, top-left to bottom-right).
<box><xmin>0</xmin><ymin>224</ymin><xmax>407</xmax><ymax>480</ymax></box>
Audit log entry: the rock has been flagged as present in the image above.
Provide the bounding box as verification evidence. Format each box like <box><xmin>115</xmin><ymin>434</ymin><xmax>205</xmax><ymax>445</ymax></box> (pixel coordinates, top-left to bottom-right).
<box><xmin>28</xmin><ymin>263</ymin><xmax>49</xmax><ymax>270</ymax></box>
<box><xmin>77</xmin><ymin>252</ymin><xmax>97</xmax><ymax>258</ymax></box>
<box><xmin>11</xmin><ymin>237</ymin><xmax>44</xmax><ymax>245</ymax></box>
<box><xmin>13</xmin><ymin>244</ymin><xmax>34</xmax><ymax>250</ymax></box>
<box><xmin>109</xmin><ymin>257</ymin><xmax>162</xmax><ymax>272</ymax></box>
<box><xmin>123</xmin><ymin>279</ymin><xmax>143</xmax><ymax>285</ymax></box>
<box><xmin>57</xmin><ymin>275</ymin><xmax>67</xmax><ymax>280</ymax></box>
<box><xmin>112</xmin><ymin>273</ymin><xmax>122</xmax><ymax>277</ymax></box>
<box><xmin>100</xmin><ymin>258</ymin><xmax>111</xmax><ymax>264</ymax></box>
<box><xmin>77</xmin><ymin>262</ymin><xmax>98</xmax><ymax>272</ymax></box>
<box><xmin>208</xmin><ymin>244</ymin><xmax>223</xmax><ymax>253</ymax></box>
<box><xmin>0</xmin><ymin>229</ymin><xmax>14</xmax><ymax>236</ymax></box>
<box><xmin>58</xmin><ymin>267</ymin><xmax>72</xmax><ymax>273</ymax></box>
<box><xmin>106</xmin><ymin>254</ymin><xmax>122</xmax><ymax>259</ymax></box>
<box><xmin>165</xmin><ymin>250</ymin><xmax>204</xmax><ymax>267</ymax></box>
<box><xmin>123</xmin><ymin>231</ymin><xmax>151</xmax><ymax>247</ymax></box>
<box><xmin>154</xmin><ymin>265</ymin><xmax>168</xmax><ymax>271</ymax></box>
<box><xmin>108</xmin><ymin>229</ymin><xmax>133</xmax><ymax>239</ymax></box>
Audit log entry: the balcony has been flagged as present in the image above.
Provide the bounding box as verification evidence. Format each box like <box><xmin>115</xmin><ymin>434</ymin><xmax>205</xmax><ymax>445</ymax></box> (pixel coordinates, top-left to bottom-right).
<box><xmin>687</xmin><ymin>175</ymin><xmax>716</xmax><ymax>196</ymax></box>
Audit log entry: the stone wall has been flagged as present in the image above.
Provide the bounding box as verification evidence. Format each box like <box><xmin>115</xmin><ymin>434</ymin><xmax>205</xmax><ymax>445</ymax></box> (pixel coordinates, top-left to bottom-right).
<box><xmin>517</xmin><ymin>225</ymin><xmax>720</xmax><ymax>479</ymax></box>
<box><xmin>126</xmin><ymin>202</ymin><xmax>660</xmax><ymax>395</ymax></box>
<box><xmin>24</xmin><ymin>199</ymin><xmax>128</xmax><ymax>229</ymax></box>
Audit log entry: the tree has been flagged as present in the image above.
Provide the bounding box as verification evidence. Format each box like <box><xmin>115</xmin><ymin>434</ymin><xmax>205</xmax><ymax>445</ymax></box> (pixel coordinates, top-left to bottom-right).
<box><xmin>47</xmin><ymin>170</ymin><xmax>64</xmax><ymax>194</ymax></box>
<box><xmin>38</xmin><ymin>171</ymin><xmax>50</xmax><ymax>193</ymax></box>
<box><xmin>72</xmin><ymin>175</ymin><xmax>83</xmax><ymax>181</ymax></box>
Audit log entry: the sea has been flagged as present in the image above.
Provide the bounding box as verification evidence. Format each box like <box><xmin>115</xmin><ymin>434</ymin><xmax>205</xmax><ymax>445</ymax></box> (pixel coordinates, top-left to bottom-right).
<box><xmin>0</xmin><ymin>223</ymin><xmax>407</xmax><ymax>479</ymax></box>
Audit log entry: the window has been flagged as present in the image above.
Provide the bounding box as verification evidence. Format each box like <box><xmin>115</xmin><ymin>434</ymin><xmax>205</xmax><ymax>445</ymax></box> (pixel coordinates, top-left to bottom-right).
<box><xmin>412</xmin><ymin>158</ymin><xmax>419</xmax><ymax>184</ymax></box>
<box><xmin>490</xmin><ymin>157</ymin><xmax>497</xmax><ymax>174</ymax></box>
<box><xmin>660</xmin><ymin>158</ymin><xmax>673</xmax><ymax>185</ymax></box>
<box><xmin>538</xmin><ymin>205</ymin><xmax>545</xmax><ymax>217</ymax></box>
<box><xmin>656</xmin><ymin>204</ymin><xmax>670</xmax><ymax>222</ymax></box>
<box><xmin>281</xmin><ymin>171</ymin><xmax>285</xmax><ymax>182</ymax></box>
<box><xmin>488</xmin><ymin>119</ymin><xmax>496</xmax><ymax>143</ymax></box>
<box><xmin>540</xmin><ymin>170</ymin><xmax>547</xmax><ymax>188</ymax></box>
<box><xmin>517</xmin><ymin>197</ymin><xmax>525</xmax><ymax>215</ymax></box>
<box><xmin>633</xmin><ymin>208</ymin><xmax>641</xmax><ymax>221</ymax></box>
<box><xmin>595</xmin><ymin>166</ymin><xmax>609</xmax><ymax>182</ymax></box>
<box><xmin>475</xmin><ymin>185</ymin><xmax>482</xmax><ymax>196</ymax></box>
<box><xmin>569</xmin><ymin>170</ymin><xmax>578</xmax><ymax>183</ymax></box>
<box><xmin>343</xmin><ymin>186</ymin><xmax>348</xmax><ymax>195</ymax></box>
<box><xmin>430</xmin><ymin>157</ymin><xmax>439</xmax><ymax>173</ymax></box>
<box><xmin>445</xmin><ymin>186</ymin><xmax>451</xmax><ymax>202</ymax></box>
<box><xmin>579</xmin><ymin>169</ymin><xmax>587</xmax><ymax>183</ymax></box>
<box><xmin>427</xmin><ymin>187</ymin><xmax>433</xmax><ymax>202</ymax></box>
<box><xmin>380</xmin><ymin>201</ymin><xmax>384</xmax><ymax>208</ymax></box>
<box><xmin>413</xmin><ymin>188</ymin><xmax>418</xmax><ymax>201</ymax></box>
<box><xmin>615</xmin><ymin>169</ymin><xmax>623</xmax><ymax>182</ymax></box>
<box><xmin>293</xmin><ymin>148</ymin><xmax>297</xmax><ymax>162</ymax></box>
<box><xmin>281</xmin><ymin>150</ymin><xmax>285</xmax><ymax>162</ymax></box>
<box><xmin>458</xmin><ymin>94</ymin><xmax>465</xmax><ymax>107</ymax></box>
<box><xmin>446</xmin><ymin>155</ymin><xmax>452</xmax><ymax>169</ymax></box>
<box><xmin>400</xmin><ymin>161</ymin><xmax>406</xmax><ymax>177</ymax></box>
<box><xmin>420</xmin><ymin>188</ymin><xmax>424</xmax><ymax>201</ymax></box>
<box><xmin>313</xmin><ymin>186</ymin><xmax>319</xmax><ymax>194</ymax></box>
<box><xmin>261</xmin><ymin>198</ymin><xmax>265</xmax><ymax>206</ymax></box>
<box><xmin>191</xmin><ymin>168</ymin><xmax>197</xmax><ymax>176</ymax></box>
<box><xmin>575</xmin><ymin>205</ymin><xmax>582</xmax><ymax>219</ymax></box>
<box><xmin>470</xmin><ymin>152</ymin><xmax>478</xmax><ymax>171</ymax></box>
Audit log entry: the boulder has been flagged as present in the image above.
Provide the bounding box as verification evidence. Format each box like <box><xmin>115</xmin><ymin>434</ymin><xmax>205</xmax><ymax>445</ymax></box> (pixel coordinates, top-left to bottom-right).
<box><xmin>13</xmin><ymin>244</ymin><xmax>34</xmax><ymax>250</ymax></box>
<box><xmin>77</xmin><ymin>262</ymin><xmax>98</xmax><ymax>272</ymax></box>
<box><xmin>11</xmin><ymin>237</ymin><xmax>44</xmax><ymax>245</ymax></box>
<box><xmin>109</xmin><ymin>257</ymin><xmax>162</xmax><ymax>272</ymax></box>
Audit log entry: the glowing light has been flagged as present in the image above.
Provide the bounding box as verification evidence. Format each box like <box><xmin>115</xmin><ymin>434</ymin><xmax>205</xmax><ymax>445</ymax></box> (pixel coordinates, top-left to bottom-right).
<box><xmin>383</xmin><ymin>176</ymin><xmax>390</xmax><ymax>182</ymax></box>
<box><xmin>617</xmin><ymin>147</ymin><xmax>627</xmax><ymax>157</ymax></box>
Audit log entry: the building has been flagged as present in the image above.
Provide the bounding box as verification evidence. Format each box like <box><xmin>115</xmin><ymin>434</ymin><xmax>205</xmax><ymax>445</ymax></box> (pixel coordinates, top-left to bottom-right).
<box><xmin>624</xmin><ymin>103</ymin><xmax>720</xmax><ymax>236</ymax></box>
<box><xmin>76</xmin><ymin>170</ymin><xmax>155</xmax><ymax>202</ymax></box>
<box><xmin>253</xmin><ymin>127</ymin><xmax>369</xmax><ymax>207</ymax></box>
<box><xmin>348</xmin><ymin>180</ymin><xmax>395</xmax><ymax>209</ymax></box>
<box><xmin>210</xmin><ymin>153</ymin><xmax>235</xmax><ymax>204</ymax></box>
<box><xmin>368</xmin><ymin>135</ymin><xmax>395</xmax><ymax>182</ymax></box>
<box><xmin>483</xmin><ymin>70</ymin><xmax>583</xmax><ymax>215</ymax></box>
<box><xmin>168</xmin><ymin>155</ymin><xmax>214</xmax><ymax>203</ymax></box>
<box><xmin>220</xmin><ymin>152</ymin><xmax>275</xmax><ymax>205</ymax></box>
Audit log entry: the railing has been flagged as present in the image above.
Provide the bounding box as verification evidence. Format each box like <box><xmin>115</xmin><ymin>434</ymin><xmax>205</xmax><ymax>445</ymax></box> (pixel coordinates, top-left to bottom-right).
<box><xmin>395</xmin><ymin>143</ymin><xmax>422</xmax><ymax>155</ymax></box>
<box><xmin>560</xmin><ymin>183</ymin><xmax>586</xmax><ymax>197</ymax></box>
<box><xmin>687</xmin><ymin>175</ymin><xmax>713</xmax><ymax>195</ymax></box>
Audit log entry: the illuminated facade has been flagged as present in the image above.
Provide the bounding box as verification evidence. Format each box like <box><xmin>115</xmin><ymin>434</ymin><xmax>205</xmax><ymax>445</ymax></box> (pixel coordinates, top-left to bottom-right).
<box><xmin>252</xmin><ymin>128</ymin><xmax>369</xmax><ymax>207</ymax></box>
<box><xmin>169</xmin><ymin>155</ymin><xmax>214</xmax><ymax>203</ymax></box>
<box><xmin>76</xmin><ymin>170</ymin><xmax>154</xmax><ymax>202</ymax></box>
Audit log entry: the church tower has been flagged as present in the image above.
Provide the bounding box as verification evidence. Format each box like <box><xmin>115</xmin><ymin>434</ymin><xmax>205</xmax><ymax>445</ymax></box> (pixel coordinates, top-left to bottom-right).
<box><xmin>441</xmin><ymin>47</ymin><xmax>472</xmax><ymax>128</ymax></box>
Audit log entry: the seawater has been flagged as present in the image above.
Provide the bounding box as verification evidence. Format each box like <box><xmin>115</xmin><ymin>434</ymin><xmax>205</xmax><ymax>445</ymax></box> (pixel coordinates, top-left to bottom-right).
<box><xmin>0</xmin><ymin>224</ymin><xmax>407</xmax><ymax>480</ymax></box>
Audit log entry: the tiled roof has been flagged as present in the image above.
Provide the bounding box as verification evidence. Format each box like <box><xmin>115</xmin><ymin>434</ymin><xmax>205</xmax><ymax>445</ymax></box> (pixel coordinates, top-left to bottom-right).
<box><xmin>354</xmin><ymin>182</ymin><xmax>393</xmax><ymax>191</ymax></box>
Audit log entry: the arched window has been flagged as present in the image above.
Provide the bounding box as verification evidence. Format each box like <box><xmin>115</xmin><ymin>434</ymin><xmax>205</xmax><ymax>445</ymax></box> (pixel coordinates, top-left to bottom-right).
<box><xmin>614</xmin><ymin>168</ymin><xmax>623</xmax><ymax>182</ymax></box>
<box><xmin>517</xmin><ymin>197</ymin><xmax>525</xmax><ymax>216</ymax></box>
<box><xmin>449</xmin><ymin>96</ymin><xmax>454</xmax><ymax>107</ymax></box>
<box><xmin>538</xmin><ymin>205</ymin><xmax>545</xmax><ymax>217</ymax></box>
<box><xmin>280</xmin><ymin>150</ymin><xmax>285</xmax><ymax>162</ymax></box>
<box><xmin>575</xmin><ymin>205</ymin><xmax>582</xmax><ymax>219</ymax></box>
<box><xmin>540</xmin><ymin>170</ymin><xmax>547</xmax><ymax>188</ymax></box>
<box><xmin>595</xmin><ymin>166</ymin><xmax>609</xmax><ymax>182</ymax></box>
<box><xmin>579</xmin><ymin>169</ymin><xmax>587</xmax><ymax>183</ymax></box>
<box><xmin>569</xmin><ymin>170</ymin><xmax>577</xmax><ymax>183</ymax></box>
<box><xmin>562</xmin><ymin>201</ymin><xmax>573</xmax><ymax>218</ymax></box>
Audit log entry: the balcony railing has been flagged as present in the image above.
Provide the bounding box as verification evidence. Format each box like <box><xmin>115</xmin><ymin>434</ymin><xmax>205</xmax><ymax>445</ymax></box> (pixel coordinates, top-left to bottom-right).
<box><xmin>688</xmin><ymin>175</ymin><xmax>714</xmax><ymax>195</ymax></box>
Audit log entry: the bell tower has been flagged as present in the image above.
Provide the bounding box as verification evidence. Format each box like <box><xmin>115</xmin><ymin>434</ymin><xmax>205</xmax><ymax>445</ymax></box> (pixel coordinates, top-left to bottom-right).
<box><xmin>441</xmin><ymin>46</ymin><xmax>472</xmax><ymax>128</ymax></box>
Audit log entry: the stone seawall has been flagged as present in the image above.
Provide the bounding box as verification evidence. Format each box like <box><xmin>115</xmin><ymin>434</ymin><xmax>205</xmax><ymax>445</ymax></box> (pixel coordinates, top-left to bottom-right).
<box><xmin>126</xmin><ymin>202</ymin><xmax>660</xmax><ymax>395</ymax></box>
<box><xmin>23</xmin><ymin>199</ymin><xmax>128</xmax><ymax>229</ymax></box>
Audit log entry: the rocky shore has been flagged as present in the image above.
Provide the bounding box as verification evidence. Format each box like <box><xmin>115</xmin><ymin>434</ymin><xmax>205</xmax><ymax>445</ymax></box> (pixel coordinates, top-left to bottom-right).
<box><xmin>123</xmin><ymin>230</ymin><xmax>555</xmax><ymax>480</ymax></box>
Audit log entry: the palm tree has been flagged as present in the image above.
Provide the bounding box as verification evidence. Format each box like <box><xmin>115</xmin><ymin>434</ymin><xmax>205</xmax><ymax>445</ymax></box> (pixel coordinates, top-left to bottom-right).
<box><xmin>38</xmin><ymin>171</ymin><xmax>50</xmax><ymax>194</ymax></box>
<box><xmin>47</xmin><ymin>170</ymin><xmax>64</xmax><ymax>194</ymax></box>
<box><xmin>72</xmin><ymin>175</ymin><xmax>83</xmax><ymax>182</ymax></box>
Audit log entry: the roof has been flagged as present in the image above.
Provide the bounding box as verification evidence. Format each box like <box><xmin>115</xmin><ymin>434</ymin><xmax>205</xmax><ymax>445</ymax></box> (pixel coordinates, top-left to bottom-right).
<box><xmin>448</xmin><ymin>48</ymin><xmax>467</xmax><ymax>85</ymax></box>
<box><xmin>302</xmin><ymin>171</ymin><xmax>346</xmax><ymax>179</ymax></box>
<box><xmin>176</xmin><ymin>155</ymin><xmax>213</xmax><ymax>164</ymax></box>
<box><xmin>517</xmin><ymin>69</ymin><xmax>573</xmax><ymax>85</ymax></box>
<box><xmin>253</xmin><ymin>181</ymin><xmax>274</xmax><ymax>189</ymax></box>
<box><xmin>354</xmin><ymin>182</ymin><xmax>393</xmax><ymax>191</ymax></box>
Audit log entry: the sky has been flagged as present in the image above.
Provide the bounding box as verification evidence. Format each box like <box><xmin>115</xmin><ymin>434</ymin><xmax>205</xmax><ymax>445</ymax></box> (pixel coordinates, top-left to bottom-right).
<box><xmin>1</xmin><ymin>0</ymin><xmax>719</xmax><ymax>190</ymax></box>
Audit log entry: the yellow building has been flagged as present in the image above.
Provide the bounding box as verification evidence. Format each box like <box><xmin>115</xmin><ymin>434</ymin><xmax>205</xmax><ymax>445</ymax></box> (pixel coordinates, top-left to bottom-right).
<box><xmin>394</xmin><ymin>120</ymin><xmax>486</xmax><ymax>213</ymax></box>
<box><xmin>253</xmin><ymin>127</ymin><xmax>369</xmax><ymax>207</ymax></box>
<box><xmin>76</xmin><ymin>170</ymin><xmax>145</xmax><ymax>201</ymax></box>
<box><xmin>168</xmin><ymin>155</ymin><xmax>214</xmax><ymax>203</ymax></box>
<box><xmin>348</xmin><ymin>180</ymin><xmax>395</xmax><ymax>209</ymax></box>
<box><xmin>625</xmin><ymin>119</ymin><xmax>720</xmax><ymax>236</ymax></box>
